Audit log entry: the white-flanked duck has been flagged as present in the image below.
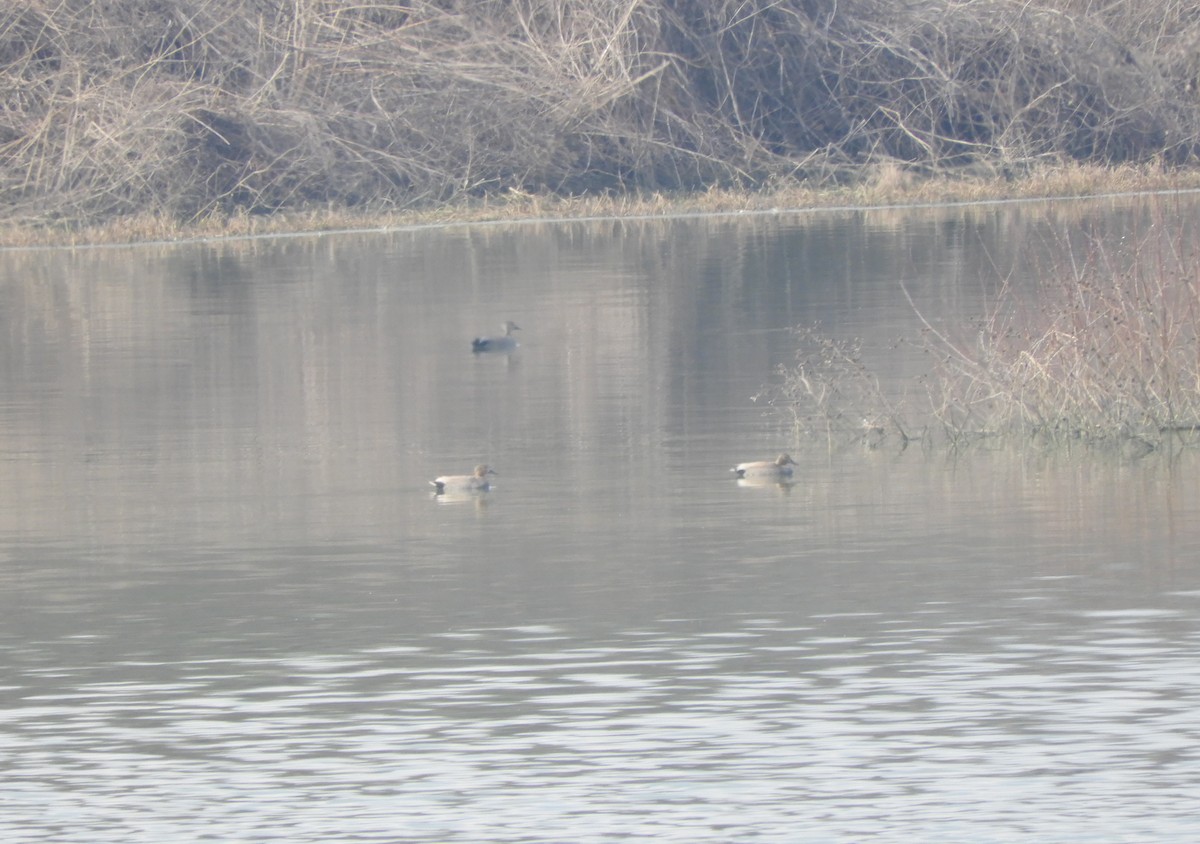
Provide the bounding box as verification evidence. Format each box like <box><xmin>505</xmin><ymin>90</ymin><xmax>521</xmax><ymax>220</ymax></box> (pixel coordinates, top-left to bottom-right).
<box><xmin>731</xmin><ymin>453</ymin><xmax>797</xmax><ymax>481</ymax></box>
<box><xmin>431</xmin><ymin>464</ymin><xmax>496</xmax><ymax>495</ymax></box>
<box><xmin>472</xmin><ymin>321</ymin><xmax>521</xmax><ymax>353</ymax></box>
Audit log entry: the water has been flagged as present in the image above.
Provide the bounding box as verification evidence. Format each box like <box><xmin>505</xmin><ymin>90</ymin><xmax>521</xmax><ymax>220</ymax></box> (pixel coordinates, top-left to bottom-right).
<box><xmin>3</xmin><ymin>198</ymin><xmax>1200</xmax><ymax>841</ymax></box>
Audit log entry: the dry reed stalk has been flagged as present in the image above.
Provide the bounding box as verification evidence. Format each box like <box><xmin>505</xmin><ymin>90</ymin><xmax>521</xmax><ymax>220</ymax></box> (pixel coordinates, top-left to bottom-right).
<box><xmin>919</xmin><ymin>206</ymin><xmax>1200</xmax><ymax>447</ymax></box>
<box><xmin>763</xmin><ymin>327</ymin><xmax>915</xmax><ymax>452</ymax></box>
<box><xmin>768</xmin><ymin>198</ymin><xmax>1200</xmax><ymax>453</ymax></box>
<box><xmin>3</xmin><ymin>0</ymin><xmax>1200</xmax><ymax>233</ymax></box>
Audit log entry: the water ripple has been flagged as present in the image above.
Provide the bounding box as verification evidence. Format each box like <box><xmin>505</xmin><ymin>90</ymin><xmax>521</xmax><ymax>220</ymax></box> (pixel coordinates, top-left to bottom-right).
<box><xmin>4</xmin><ymin>608</ymin><xmax>1200</xmax><ymax>842</ymax></box>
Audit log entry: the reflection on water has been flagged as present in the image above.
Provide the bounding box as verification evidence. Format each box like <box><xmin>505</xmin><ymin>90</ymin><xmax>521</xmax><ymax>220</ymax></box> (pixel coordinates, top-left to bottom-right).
<box><xmin>3</xmin><ymin>197</ymin><xmax>1200</xmax><ymax>841</ymax></box>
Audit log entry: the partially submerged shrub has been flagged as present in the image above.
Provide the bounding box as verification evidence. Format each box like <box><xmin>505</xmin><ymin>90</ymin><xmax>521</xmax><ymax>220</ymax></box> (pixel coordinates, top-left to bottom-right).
<box><xmin>774</xmin><ymin>213</ymin><xmax>1200</xmax><ymax>454</ymax></box>
<box><xmin>763</xmin><ymin>327</ymin><xmax>916</xmax><ymax>451</ymax></box>
<box><xmin>920</xmin><ymin>224</ymin><xmax>1200</xmax><ymax>448</ymax></box>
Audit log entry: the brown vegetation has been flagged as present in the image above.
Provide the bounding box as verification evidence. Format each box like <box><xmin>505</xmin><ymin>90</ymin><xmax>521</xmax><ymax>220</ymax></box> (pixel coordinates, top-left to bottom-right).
<box><xmin>921</xmin><ymin>210</ymin><xmax>1200</xmax><ymax>449</ymax></box>
<box><xmin>4</xmin><ymin>0</ymin><xmax>1200</xmax><ymax>241</ymax></box>
<box><xmin>772</xmin><ymin>200</ymin><xmax>1200</xmax><ymax>452</ymax></box>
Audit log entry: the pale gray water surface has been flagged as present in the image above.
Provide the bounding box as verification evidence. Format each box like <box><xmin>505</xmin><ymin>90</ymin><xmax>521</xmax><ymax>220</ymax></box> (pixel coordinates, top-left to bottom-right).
<box><xmin>3</xmin><ymin>198</ymin><xmax>1200</xmax><ymax>841</ymax></box>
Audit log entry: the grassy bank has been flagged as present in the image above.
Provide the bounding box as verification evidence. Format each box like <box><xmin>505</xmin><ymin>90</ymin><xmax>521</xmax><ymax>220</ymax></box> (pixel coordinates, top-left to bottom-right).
<box><xmin>5</xmin><ymin>162</ymin><xmax>1200</xmax><ymax>248</ymax></box>
<box><xmin>5</xmin><ymin>1</ymin><xmax>1200</xmax><ymax>246</ymax></box>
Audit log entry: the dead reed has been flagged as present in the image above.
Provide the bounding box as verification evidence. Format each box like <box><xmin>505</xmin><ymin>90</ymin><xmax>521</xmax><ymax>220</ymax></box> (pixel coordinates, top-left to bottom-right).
<box><xmin>761</xmin><ymin>328</ymin><xmax>915</xmax><ymax>451</ymax></box>
<box><xmin>921</xmin><ymin>219</ymin><xmax>1200</xmax><ymax>449</ymax></box>
<box><xmin>4</xmin><ymin>0</ymin><xmax>1200</xmax><ymax>240</ymax></box>
<box><xmin>773</xmin><ymin>205</ymin><xmax>1200</xmax><ymax>454</ymax></box>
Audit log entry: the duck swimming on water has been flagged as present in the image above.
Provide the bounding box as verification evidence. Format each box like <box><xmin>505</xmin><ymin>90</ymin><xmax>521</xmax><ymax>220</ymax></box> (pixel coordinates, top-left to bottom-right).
<box><xmin>431</xmin><ymin>465</ymin><xmax>496</xmax><ymax>495</ymax></box>
<box><xmin>731</xmin><ymin>453</ymin><xmax>797</xmax><ymax>480</ymax></box>
<box><xmin>472</xmin><ymin>321</ymin><xmax>521</xmax><ymax>353</ymax></box>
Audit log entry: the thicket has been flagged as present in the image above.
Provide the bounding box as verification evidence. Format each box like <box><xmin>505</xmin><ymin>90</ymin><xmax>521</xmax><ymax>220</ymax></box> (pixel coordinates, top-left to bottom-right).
<box><xmin>3</xmin><ymin>0</ymin><xmax>1200</xmax><ymax>228</ymax></box>
<box><xmin>771</xmin><ymin>206</ymin><xmax>1200</xmax><ymax>454</ymax></box>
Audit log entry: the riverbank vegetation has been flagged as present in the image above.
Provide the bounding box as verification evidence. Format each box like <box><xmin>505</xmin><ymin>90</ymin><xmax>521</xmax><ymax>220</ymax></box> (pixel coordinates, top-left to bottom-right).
<box><xmin>771</xmin><ymin>202</ymin><xmax>1200</xmax><ymax>454</ymax></box>
<box><xmin>5</xmin><ymin>0</ymin><xmax>1200</xmax><ymax>246</ymax></box>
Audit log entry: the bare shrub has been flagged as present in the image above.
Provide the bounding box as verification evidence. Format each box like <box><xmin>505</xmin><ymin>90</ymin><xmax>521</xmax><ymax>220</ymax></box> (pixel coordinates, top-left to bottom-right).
<box><xmin>917</xmin><ymin>219</ymin><xmax>1200</xmax><ymax>449</ymax></box>
<box><xmin>763</xmin><ymin>326</ymin><xmax>916</xmax><ymax>451</ymax></box>
<box><xmin>769</xmin><ymin>202</ymin><xmax>1200</xmax><ymax>454</ymax></box>
<box><xmin>2</xmin><ymin>0</ymin><xmax>1200</xmax><ymax>229</ymax></box>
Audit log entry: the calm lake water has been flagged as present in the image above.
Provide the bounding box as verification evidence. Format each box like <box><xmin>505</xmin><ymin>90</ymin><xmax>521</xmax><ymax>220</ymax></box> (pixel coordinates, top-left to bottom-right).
<box><xmin>3</xmin><ymin>196</ymin><xmax>1200</xmax><ymax>841</ymax></box>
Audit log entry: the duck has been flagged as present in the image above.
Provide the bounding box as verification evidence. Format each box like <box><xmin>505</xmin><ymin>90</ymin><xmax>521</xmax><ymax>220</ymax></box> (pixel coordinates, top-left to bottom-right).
<box><xmin>472</xmin><ymin>321</ymin><xmax>521</xmax><ymax>353</ymax></box>
<box><xmin>731</xmin><ymin>453</ymin><xmax>797</xmax><ymax>480</ymax></box>
<box><xmin>431</xmin><ymin>464</ymin><xmax>496</xmax><ymax>495</ymax></box>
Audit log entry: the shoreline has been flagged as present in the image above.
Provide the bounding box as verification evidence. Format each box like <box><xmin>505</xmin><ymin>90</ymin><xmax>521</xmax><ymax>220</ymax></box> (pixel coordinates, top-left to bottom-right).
<box><xmin>6</xmin><ymin>164</ymin><xmax>1200</xmax><ymax>250</ymax></box>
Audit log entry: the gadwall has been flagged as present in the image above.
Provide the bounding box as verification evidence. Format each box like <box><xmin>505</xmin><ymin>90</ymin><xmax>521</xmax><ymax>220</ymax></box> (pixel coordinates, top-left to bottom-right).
<box><xmin>472</xmin><ymin>321</ymin><xmax>521</xmax><ymax>353</ymax></box>
<box><xmin>431</xmin><ymin>464</ymin><xmax>496</xmax><ymax>495</ymax></box>
<box><xmin>731</xmin><ymin>453</ymin><xmax>797</xmax><ymax>480</ymax></box>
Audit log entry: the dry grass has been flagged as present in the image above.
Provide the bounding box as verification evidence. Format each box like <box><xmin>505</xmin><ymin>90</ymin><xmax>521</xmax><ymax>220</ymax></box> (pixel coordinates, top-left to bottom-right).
<box><xmin>5</xmin><ymin>162</ymin><xmax>1200</xmax><ymax>248</ymax></box>
<box><xmin>922</xmin><ymin>208</ymin><xmax>1200</xmax><ymax>448</ymax></box>
<box><xmin>761</xmin><ymin>328</ymin><xmax>915</xmax><ymax>452</ymax></box>
<box><xmin>4</xmin><ymin>0</ymin><xmax>1200</xmax><ymax>244</ymax></box>
<box><xmin>772</xmin><ymin>196</ymin><xmax>1200</xmax><ymax>453</ymax></box>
